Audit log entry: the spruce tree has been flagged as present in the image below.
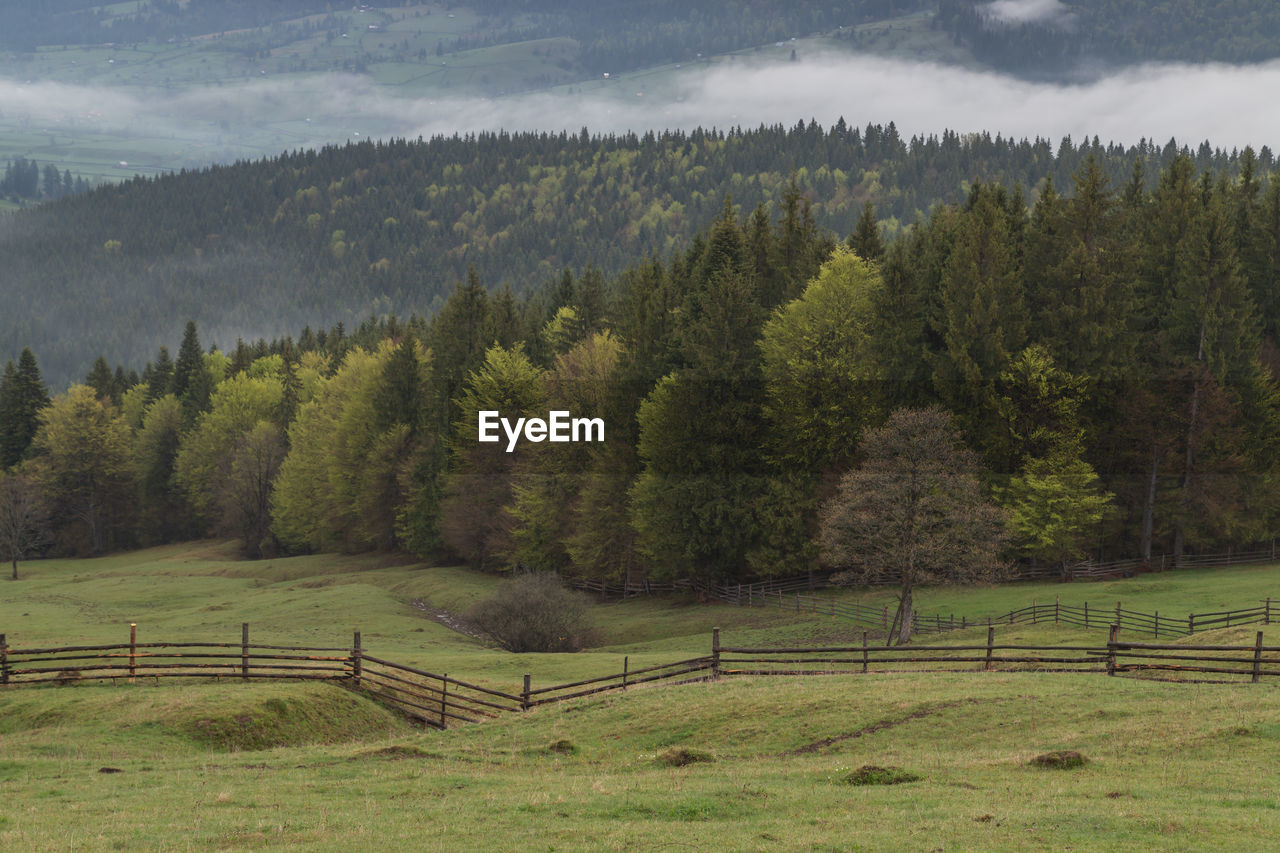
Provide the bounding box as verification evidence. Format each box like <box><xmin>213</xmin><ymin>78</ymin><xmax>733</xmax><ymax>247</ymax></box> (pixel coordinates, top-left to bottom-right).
<box><xmin>0</xmin><ymin>349</ymin><xmax>50</xmax><ymax>469</ymax></box>
<box><xmin>847</xmin><ymin>200</ymin><xmax>886</xmax><ymax>262</ymax></box>
<box><xmin>147</xmin><ymin>347</ymin><xmax>174</xmax><ymax>403</ymax></box>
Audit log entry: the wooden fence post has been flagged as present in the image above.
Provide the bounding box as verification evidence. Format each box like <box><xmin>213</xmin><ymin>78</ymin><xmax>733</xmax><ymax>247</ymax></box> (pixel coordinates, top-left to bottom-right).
<box><xmin>1106</xmin><ymin>624</ymin><xmax>1118</xmax><ymax>676</ymax></box>
<box><xmin>882</xmin><ymin>606</ymin><xmax>889</xmax><ymax>631</ymax></box>
<box><xmin>522</xmin><ymin>674</ymin><xmax>532</xmax><ymax>711</ymax></box>
<box><xmin>241</xmin><ymin>623</ymin><xmax>250</xmax><ymax>682</ymax></box>
<box><xmin>1</xmin><ymin>633</ymin><xmax>7</xmax><ymax>685</ymax></box>
<box><xmin>440</xmin><ymin>674</ymin><xmax>448</xmax><ymax>727</ymax></box>
<box><xmin>1266</xmin><ymin>597</ymin><xmax>1272</xmax><ymax>625</ymax></box>
<box><xmin>1055</xmin><ymin>597</ymin><xmax>1059</xmax><ymax>625</ymax></box>
<box><xmin>129</xmin><ymin>623</ymin><xmax>137</xmax><ymax>683</ymax></box>
<box><xmin>984</xmin><ymin>626</ymin><xmax>994</xmax><ymax>672</ymax></box>
<box><xmin>1253</xmin><ymin>632</ymin><xmax>1264</xmax><ymax>684</ymax></box>
<box><xmin>352</xmin><ymin>630</ymin><xmax>362</xmax><ymax>687</ymax></box>
<box><xmin>861</xmin><ymin>632</ymin><xmax>868</xmax><ymax>674</ymax></box>
<box><xmin>1154</xmin><ymin>612</ymin><xmax>1159</xmax><ymax>639</ymax></box>
<box><xmin>712</xmin><ymin>628</ymin><xmax>721</xmax><ymax>678</ymax></box>
<box><xmin>622</xmin><ymin>656</ymin><xmax>629</xmax><ymax>691</ymax></box>
<box><xmin>1188</xmin><ymin>613</ymin><xmax>1195</xmax><ymax>634</ymax></box>
<box><xmin>1116</xmin><ymin>601</ymin><xmax>1121</xmax><ymax>631</ymax></box>
<box><xmin>1084</xmin><ymin>601</ymin><xmax>1089</xmax><ymax>629</ymax></box>
<box><xmin>1032</xmin><ymin>600</ymin><xmax>1037</xmax><ymax>624</ymax></box>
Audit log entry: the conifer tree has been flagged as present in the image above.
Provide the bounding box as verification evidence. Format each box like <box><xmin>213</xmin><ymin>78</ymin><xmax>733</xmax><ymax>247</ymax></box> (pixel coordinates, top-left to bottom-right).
<box><xmin>0</xmin><ymin>349</ymin><xmax>50</xmax><ymax>470</ymax></box>
<box><xmin>847</xmin><ymin>200</ymin><xmax>885</xmax><ymax>262</ymax></box>
<box><xmin>930</xmin><ymin>185</ymin><xmax>1027</xmax><ymax>464</ymax></box>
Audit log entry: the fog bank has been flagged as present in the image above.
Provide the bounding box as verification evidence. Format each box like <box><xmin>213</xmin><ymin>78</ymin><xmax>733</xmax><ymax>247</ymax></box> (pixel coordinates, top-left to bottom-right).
<box><xmin>3</xmin><ymin>51</ymin><xmax>1280</xmax><ymax>169</ymax></box>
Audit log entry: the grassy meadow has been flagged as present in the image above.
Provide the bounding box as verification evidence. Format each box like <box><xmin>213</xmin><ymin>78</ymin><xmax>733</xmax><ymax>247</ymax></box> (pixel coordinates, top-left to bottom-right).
<box><xmin>3</xmin><ymin>545</ymin><xmax>1280</xmax><ymax>849</ymax></box>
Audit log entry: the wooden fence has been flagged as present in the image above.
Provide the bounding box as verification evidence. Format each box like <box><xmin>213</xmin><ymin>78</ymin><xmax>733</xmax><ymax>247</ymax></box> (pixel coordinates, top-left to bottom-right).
<box><xmin>0</xmin><ymin>624</ymin><xmax>715</xmax><ymax>729</ymax></box>
<box><xmin>8</xmin><ymin>624</ymin><xmax>1280</xmax><ymax>735</ymax></box>
<box><xmin>714</xmin><ymin>625</ymin><xmax>1280</xmax><ymax>684</ymax></box>
<box><xmin>718</xmin><ymin>587</ymin><xmax>1276</xmax><ymax>639</ymax></box>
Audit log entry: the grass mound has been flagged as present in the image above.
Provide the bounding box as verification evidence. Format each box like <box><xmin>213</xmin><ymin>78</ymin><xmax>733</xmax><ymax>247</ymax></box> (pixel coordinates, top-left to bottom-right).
<box><xmin>843</xmin><ymin>765</ymin><xmax>921</xmax><ymax>786</ymax></box>
<box><xmin>657</xmin><ymin>747</ymin><xmax>714</xmax><ymax>767</ymax></box>
<box><xmin>177</xmin><ymin>687</ymin><xmax>404</xmax><ymax>751</ymax></box>
<box><xmin>1029</xmin><ymin>750</ymin><xmax>1088</xmax><ymax>769</ymax></box>
<box><xmin>547</xmin><ymin>739</ymin><xmax>577</xmax><ymax>755</ymax></box>
<box><xmin>360</xmin><ymin>745</ymin><xmax>440</xmax><ymax>760</ymax></box>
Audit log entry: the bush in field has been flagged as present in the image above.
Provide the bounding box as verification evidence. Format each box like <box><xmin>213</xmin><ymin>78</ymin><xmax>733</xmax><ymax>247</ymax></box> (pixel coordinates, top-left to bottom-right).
<box><xmin>467</xmin><ymin>573</ymin><xmax>591</xmax><ymax>653</ymax></box>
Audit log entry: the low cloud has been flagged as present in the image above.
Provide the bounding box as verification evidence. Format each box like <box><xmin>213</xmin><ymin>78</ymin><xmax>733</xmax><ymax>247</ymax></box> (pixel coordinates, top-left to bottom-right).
<box><xmin>2</xmin><ymin>51</ymin><xmax>1280</xmax><ymax>174</ymax></box>
<box><xmin>980</xmin><ymin>0</ymin><xmax>1075</xmax><ymax>28</ymax></box>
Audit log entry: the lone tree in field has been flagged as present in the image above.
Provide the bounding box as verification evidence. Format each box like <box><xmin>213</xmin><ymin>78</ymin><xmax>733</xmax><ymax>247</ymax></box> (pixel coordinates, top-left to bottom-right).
<box><xmin>819</xmin><ymin>407</ymin><xmax>1006</xmax><ymax>645</ymax></box>
<box><xmin>0</xmin><ymin>472</ymin><xmax>50</xmax><ymax>580</ymax></box>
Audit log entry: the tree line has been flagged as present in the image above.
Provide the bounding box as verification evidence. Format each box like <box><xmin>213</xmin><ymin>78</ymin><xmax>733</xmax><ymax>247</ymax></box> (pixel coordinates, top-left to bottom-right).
<box><xmin>2</xmin><ymin>158</ymin><xmax>92</xmax><ymax>205</ymax></box>
<box><xmin>3</xmin><ymin>122</ymin><xmax>1271</xmax><ymax>388</ymax></box>
<box><xmin>4</xmin><ymin>149</ymin><xmax>1280</xmax><ymax>591</ymax></box>
<box><xmin>937</xmin><ymin>0</ymin><xmax>1280</xmax><ymax>73</ymax></box>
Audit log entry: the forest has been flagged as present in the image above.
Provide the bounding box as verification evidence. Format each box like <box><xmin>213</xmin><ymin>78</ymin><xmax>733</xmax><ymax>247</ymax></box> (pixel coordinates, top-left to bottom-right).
<box><xmin>938</xmin><ymin>0</ymin><xmax>1280</xmax><ymax>72</ymax></box>
<box><xmin>4</xmin><ymin>146</ymin><xmax>1280</xmax><ymax>587</ymax></box>
<box><xmin>2</xmin><ymin>122</ymin><xmax>1269</xmax><ymax>388</ymax></box>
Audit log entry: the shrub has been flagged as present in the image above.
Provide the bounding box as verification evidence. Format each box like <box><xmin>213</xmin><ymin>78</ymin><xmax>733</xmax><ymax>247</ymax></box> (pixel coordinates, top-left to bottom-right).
<box><xmin>466</xmin><ymin>573</ymin><xmax>591</xmax><ymax>652</ymax></box>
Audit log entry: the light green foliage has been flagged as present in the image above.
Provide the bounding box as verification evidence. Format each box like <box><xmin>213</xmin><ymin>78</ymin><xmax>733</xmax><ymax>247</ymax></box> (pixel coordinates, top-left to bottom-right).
<box><xmin>30</xmin><ymin>385</ymin><xmax>132</xmax><ymax>554</ymax></box>
<box><xmin>174</xmin><ymin>372</ymin><xmax>283</xmax><ymax>525</ymax></box>
<box><xmin>1002</xmin><ymin>453</ymin><xmax>1114</xmax><ymax>569</ymax></box>
<box><xmin>760</xmin><ymin>246</ymin><xmax>883</xmax><ymax>473</ymax></box>
<box><xmin>220</xmin><ymin>420</ymin><xmax>287</xmax><ymax>558</ymax></box>
<box><xmin>272</xmin><ymin>346</ymin><xmax>388</xmax><ymax>552</ymax></box>
<box><xmin>508</xmin><ymin>331</ymin><xmax>622</xmax><ymax>575</ymax></box>
<box><xmin>541</xmin><ymin>305</ymin><xmax>585</xmax><ymax>356</ymax></box>
<box><xmin>441</xmin><ymin>343</ymin><xmax>545</xmax><ymax>569</ymax></box>
<box><xmin>995</xmin><ymin>345</ymin><xmax>1087</xmax><ymax>470</ymax></box>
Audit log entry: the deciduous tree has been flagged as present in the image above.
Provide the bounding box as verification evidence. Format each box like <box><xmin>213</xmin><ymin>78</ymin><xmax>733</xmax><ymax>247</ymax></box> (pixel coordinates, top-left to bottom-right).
<box><xmin>819</xmin><ymin>407</ymin><xmax>1006</xmax><ymax>645</ymax></box>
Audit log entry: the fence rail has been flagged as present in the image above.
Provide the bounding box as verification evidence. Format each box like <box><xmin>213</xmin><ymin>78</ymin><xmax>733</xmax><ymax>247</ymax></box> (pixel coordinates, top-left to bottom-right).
<box><xmin>0</xmin><ymin>624</ymin><xmax>716</xmax><ymax>728</ymax></box>
<box><xmin>717</xmin><ymin>626</ymin><xmax>1280</xmax><ymax>684</ymax></box>
<box><xmin>6</xmin><ymin>622</ymin><xmax>1280</xmax><ymax>741</ymax></box>
<box><xmin>712</xmin><ymin>583</ymin><xmax>1276</xmax><ymax>639</ymax></box>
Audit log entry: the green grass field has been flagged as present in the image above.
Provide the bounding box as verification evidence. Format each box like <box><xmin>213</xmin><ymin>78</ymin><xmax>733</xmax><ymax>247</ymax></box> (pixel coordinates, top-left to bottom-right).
<box><xmin>5</xmin><ymin>544</ymin><xmax>1280</xmax><ymax>850</ymax></box>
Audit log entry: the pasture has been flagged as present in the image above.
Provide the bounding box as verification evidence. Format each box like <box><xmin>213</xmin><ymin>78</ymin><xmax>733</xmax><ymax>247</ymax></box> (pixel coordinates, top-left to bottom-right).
<box><xmin>3</xmin><ymin>544</ymin><xmax>1280</xmax><ymax>849</ymax></box>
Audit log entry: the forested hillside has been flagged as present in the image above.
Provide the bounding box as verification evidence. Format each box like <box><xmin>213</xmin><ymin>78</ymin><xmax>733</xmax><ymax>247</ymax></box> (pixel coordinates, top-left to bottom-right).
<box><xmin>938</xmin><ymin>0</ymin><xmax>1280</xmax><ymax>73</ymax></box>
<box><xmin>4</xmin><ymin>149</ymin><xmax>1280</xmax><ymax>583</ymax></box>
<box><xmin>3</xmin><ymin>123</ymin><xmax>1270</xmax><ymax>387</ymax></box>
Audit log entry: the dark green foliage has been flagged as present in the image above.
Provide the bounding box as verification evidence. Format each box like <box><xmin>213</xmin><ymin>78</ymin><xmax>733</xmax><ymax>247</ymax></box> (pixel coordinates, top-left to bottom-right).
<box><xmin>0</xmin><ymin>349</ymin><xmax>50</xmax><ymax>469</ymax></box>
<box><xmin>939</xmin><ymin>0</ymin><xmax>1280</xmax><ymax>71</ymax></box>
<box><xmin>4</xmin><ymin>124</ymin><xmax>1238</xmax><ymax>389</ymax></box>
<box><xmin>10</xmin><ymin>139</ymin><xmax>1280</xmax><ymax>592</ymax></box>
<box><xmin>848</xmin><ymin>201</ymin><xmax>886</xmax><ymax>262</ymax></box>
